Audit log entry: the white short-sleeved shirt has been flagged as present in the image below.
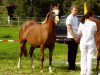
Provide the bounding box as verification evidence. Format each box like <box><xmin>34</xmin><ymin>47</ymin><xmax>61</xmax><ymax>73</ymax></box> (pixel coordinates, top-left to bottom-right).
<box><xmin>78</xmin><ymin>20</ymin><xmax>97</xmax><ymax>46</ymax></box>
<box><xmin>66</xmin><ymin>14</ymin><xmax>78</xmax><ymax>38</ymax></box>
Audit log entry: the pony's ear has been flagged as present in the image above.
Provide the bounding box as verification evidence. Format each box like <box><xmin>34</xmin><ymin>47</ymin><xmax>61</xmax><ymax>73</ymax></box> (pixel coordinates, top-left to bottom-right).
<box><xmin>51</xmin><ymin>3</ymin><xmax>58</xmax><ymax>7</ymax></box>
<box><xmin>57</xmin><ymin>4</ymin><xmax>59</xmax><ymax>7</ymax></box>
<box><xmin>50</xmin><ymin>4</ymin><xmax>53</xmax><ymax>11</ymax></box>
<box><xmin>51</xmin><ymin>4</ymin><xmax>53</xmax><ymax>8</ymax></box>
<box><xmin>50</xmin><ymin>3</ymin><xmax>59</xmax><ymax>9</ymax></box>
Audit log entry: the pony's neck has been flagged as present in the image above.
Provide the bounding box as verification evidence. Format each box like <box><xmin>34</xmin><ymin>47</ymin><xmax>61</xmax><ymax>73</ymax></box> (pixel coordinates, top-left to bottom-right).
<box><xmin>43</xmin><ymin>12</ymin><xmax>55</xmax><ymax>27</ymax></box>
<box><xmin>47</xmin><ymin>13</ymin><xmax>54</xmax><ymax>25</ymax></box>
<box><xmin>42</xmin><ymin>12</ymin><xmax>50</xmax><ymax>24</ymax></box>
<box><xmin>42</xmin><ymin>11</ymin><xmax>55</xmax><ymax>34</ymax></box>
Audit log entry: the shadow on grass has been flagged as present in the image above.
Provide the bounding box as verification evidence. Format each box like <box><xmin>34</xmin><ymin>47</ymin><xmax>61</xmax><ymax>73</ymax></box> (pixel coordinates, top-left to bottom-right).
<box><xmin>52</xmin><ymin>64</ymin><xmax>80</xmax><ymax>72</ymax></box>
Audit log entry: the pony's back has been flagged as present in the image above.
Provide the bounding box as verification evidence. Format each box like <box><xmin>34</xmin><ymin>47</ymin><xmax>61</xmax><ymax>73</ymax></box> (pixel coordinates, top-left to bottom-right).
<box><xmin>89</xmin><ymin>17</ymin><xmax>100</xmax><ymax>31</ymax></box>
<box><xmin>19</xmin><ymin>20</ymin><xmax>40</xmax><ymax>43</ymax></box>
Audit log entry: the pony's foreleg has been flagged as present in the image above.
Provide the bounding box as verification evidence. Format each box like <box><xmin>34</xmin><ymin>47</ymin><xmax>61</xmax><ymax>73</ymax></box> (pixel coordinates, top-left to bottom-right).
<box><xmin>40</xmin><ymin>45</ymin><xmax>44</xmax><ymax>72</ymax></box>
<box><xmin>18</xmin><ymin>57</ymin><xmax>21</xmax><ymax>69</ymax></box>
<box><xmin>49</xmin><ymin>47</ymin><xmax>54</xmax><ymax>73</ymax></box>
<box><xmin>29</xmin><ymin>46</ymin><xmax>35</xmax><ymax>69</ymax></box>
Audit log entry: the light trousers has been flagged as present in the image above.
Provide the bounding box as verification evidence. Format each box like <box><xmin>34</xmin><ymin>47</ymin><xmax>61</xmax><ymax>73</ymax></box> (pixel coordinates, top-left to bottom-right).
<box><xmin>80</xmin><ymin>44</ymin><xmax>95</xmax><ymax>75</ymax></box>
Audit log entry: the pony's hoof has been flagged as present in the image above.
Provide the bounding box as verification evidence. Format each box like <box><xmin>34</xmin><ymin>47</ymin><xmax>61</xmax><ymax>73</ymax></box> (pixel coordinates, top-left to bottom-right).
<box><xmin>49</xmin><ymin>70</ymin><xmax>53</xmax><ymax>73</ymax></box>
<box><xmin>49</xmin><ymin>66</ymin><xmax>52</xmax><ymax>73</ymax></box>
<box><xmin>17</xmin><ymin>64</ymin><xmax>21</xmax><ymax>69</ymax></box>
<box><xmin>32</xmin><ymin>65</ymin><xmax>35</xmax><ymax>69</ymax></box>
<box><xmin>40</xmin><ymin>70</ymin><xmax>43</xmax><ymax>73</ymax></box>
<box><xmin>17</xmin><ymin>66</ymin><xmax>21</xmax><ymax>69</ymax></box>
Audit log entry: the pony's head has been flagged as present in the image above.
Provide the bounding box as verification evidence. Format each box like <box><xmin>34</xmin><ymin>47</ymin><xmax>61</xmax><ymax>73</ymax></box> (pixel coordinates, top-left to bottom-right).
<box><xmin>50</xmin><ymin>3</ymin><xmax>60</xmax><ymax>25</ymax></box>
<box><xmin>42</xmin><ymin>3</ymin><xmax>60</xmax><ymax>25</ymax></box>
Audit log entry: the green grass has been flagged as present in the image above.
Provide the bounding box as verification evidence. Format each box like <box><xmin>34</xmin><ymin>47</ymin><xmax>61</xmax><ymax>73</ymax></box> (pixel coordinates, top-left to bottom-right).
<box><xmin>0</xmin><ymin>27</ymin><xmax>19</xmax><ymax>39</ymax></box>
<box><xmin>0</xmin><ymin>27</ymin><xmax>97</xmax><ymax>75</ymax></box>
<box><xmin>0</xmin><ymin>42</ymin><xmax>81</xmax><ymax>75</ymax></box>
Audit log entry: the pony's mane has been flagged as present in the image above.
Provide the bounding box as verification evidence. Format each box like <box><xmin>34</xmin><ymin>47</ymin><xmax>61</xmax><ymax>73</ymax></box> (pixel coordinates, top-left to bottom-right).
<box><xmin>41</xmin><ymin>12</ymin><xmax>51</xmax><ymax>24</ymax></box>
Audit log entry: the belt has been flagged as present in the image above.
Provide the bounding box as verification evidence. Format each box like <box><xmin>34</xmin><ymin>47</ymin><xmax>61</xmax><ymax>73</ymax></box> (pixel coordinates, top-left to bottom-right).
<box><xmin>73</xmin><ymin>29</ymin><xmax>78</xmax><ymax>31</ymax></box>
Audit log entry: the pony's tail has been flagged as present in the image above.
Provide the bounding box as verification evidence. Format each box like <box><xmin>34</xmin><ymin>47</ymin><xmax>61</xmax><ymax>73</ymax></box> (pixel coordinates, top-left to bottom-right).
<box><xmin>20</xmin><ymin>40</ymin><xmax>28</xmax><ymax>57</ymax></box>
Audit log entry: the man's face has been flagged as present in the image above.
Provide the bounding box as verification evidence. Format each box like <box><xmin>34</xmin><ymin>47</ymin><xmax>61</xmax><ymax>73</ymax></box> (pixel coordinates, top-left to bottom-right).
<box><xmin>71</xmin><ymin>7</ymin><xmax>78</xmax><ymax>16</ymax></box>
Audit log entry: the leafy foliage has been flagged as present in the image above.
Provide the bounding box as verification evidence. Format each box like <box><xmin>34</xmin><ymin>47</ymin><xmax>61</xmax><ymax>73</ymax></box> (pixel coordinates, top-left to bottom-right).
<box><xmin>0</xmin><ymin>0</ymin><xmax>100</xmax><ymax>19</ymax></box>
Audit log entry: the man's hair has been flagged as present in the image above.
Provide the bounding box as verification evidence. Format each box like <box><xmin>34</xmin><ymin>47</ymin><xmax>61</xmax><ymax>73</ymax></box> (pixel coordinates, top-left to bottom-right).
<box><xmin>71</xmin><ymin>5</ymin><xmax>78</xmax><ymax>10</ymax></box>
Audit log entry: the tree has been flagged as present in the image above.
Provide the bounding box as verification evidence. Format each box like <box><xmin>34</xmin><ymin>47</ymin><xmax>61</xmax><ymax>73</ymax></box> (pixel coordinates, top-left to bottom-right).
<box><xmin>62</xmin><ymin>0</ymin><xmax>72</xmax><ymax>15</ymax></box>
<box><xmin>88</xmin><ymin>0</ymin><xmax>100</xmax><ymax>15</ymax></box>
<box><xmin>1</xmin><ymin>0</ymin><xmax>100</xmax><ymax>19</ymax></box>
<box><xmin>0</xmin><ymin>0</ymin><xmax>3</xmax><ymax>5</ymax></box>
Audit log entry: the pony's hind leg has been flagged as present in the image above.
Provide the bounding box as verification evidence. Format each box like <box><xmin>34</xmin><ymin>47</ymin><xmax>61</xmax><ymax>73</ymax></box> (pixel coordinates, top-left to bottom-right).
<box><xmin>29</xmin><ymin>46</ymin><xmax>35</xmax><ymax>69</ymax></box>
<box><xmin>18</xmin><ymin>43</ymin><xmax>23</xmax><ymax>69</ymax></box>
<box><xmin>18</xmin><ymin>40</ymin><xmax>27</xmax><ymax>68</ymax></box>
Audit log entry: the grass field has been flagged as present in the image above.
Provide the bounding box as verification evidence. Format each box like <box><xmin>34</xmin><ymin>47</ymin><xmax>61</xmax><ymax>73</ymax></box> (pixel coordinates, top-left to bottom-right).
<box><xmin>0</xmin><ymin>27</ymin><xmax>98</xmax><ymax>75</ymax></box>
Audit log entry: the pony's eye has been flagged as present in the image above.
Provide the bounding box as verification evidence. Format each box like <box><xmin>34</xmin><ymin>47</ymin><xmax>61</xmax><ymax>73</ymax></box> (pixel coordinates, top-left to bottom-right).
<box><xmin>52</xmin><ymin>9</ymin><xmax>59</xmax><ymax>15</ymax></box>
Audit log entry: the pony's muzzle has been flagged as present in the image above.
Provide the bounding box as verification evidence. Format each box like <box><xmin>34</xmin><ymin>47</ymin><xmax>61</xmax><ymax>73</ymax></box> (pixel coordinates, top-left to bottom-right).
<box><xmin>54</xmin><ymin>16</ymin><xmax>60</xmax><ymax>25</ymax></box>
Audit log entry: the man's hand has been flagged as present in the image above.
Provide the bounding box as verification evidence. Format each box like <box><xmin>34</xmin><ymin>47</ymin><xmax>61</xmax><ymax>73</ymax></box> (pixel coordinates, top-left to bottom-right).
<box><xmin>74</xmin><ymin>37</ymin><xmax>80</xmax><ymax>43</ymax></box>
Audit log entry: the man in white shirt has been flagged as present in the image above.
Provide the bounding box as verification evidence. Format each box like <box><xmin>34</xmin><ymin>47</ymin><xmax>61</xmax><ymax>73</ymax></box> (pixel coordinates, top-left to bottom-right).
<box><xmin>66</xmin><ymin>5</ymin><xmax>78</xmax><ymax>70</ymax></box>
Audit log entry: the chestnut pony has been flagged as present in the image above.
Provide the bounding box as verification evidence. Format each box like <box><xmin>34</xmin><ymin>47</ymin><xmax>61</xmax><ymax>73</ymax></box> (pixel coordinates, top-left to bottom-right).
<box><xmin>90</xmin><ymin>17</ymin><xmax>100</xmax><ymax>71</ymax></box>
<box><xmin>17</xmin><ymin>4</ymin><xmax>59</xmax><ymax>72</ymax></box>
